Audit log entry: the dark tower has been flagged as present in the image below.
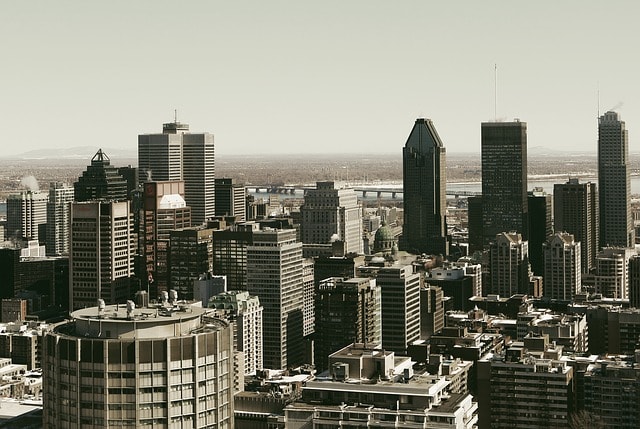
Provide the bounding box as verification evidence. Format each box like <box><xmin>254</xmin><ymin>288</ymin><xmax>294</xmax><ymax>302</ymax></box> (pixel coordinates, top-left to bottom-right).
<box><xmin>74</xmin><ymin>149</ymin><xmax>128</xmax><ymax>202</ymax></box>
<box><xmin>401</xmin><ymin>118</ymin><xmax>448</xmax><ymax>255</ymax></box>
<box><xmin>598</xmin><ymin>111</ymin><xmax>634</xmax><ymax>248</ymax></box>
<box><xmin>481</xmin><ymin>121</ymin><xmax>528</xmax><ymax>247</ymax></box>
<box><xmin>527</xmin><ymin>188</ymin><xmax>553</xmax><ymax>276</ymax></box>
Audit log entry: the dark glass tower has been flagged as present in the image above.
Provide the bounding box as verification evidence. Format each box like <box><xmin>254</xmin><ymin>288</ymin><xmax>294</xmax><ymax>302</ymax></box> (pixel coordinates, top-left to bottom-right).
<box><xmin>527</xmin><ymin>188</ymin><xmax>553</xmax><ymax>276</ymax></box>
<box><xmin>401</xmin><ymin>118</ymin><xmax>448</xmax><ymax>255</ymax></box>
<box><xmin>554</xmin><ymin>179</ymin><xmax>598</xmax><ymax>274</ymax></box>
<box><xmin>598</xmin><ymin>111</ymin><xmax>634</xmax><ymax>248</ymax></box>
<box><xmin>74</xmin><ymin>149</ymin><xmax>128</xmax><ymax>202</ymax></box>
<box><xmin>481</xmin><ymin>121</ymin><xmax>528</xmax><ymax>247</ymax></box>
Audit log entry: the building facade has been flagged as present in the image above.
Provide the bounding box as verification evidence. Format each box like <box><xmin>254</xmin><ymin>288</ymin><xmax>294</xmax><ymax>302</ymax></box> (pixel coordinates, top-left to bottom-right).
<box><xmin>46</xmin><ymin>182</ymin><xmax>74</xmax><ymax>256</ymax></box>
<box><xmin>542</xmin><ymin>232</ymin><xmax>581</xmax><ymax>301</ymax></box>
<box><xmin>554</xmin><ymin>179</ymin><xmax>598</xmax><ymax>273</ymax></box>
<box><xmin>168</xmin><ymin>227</ymin><xmax>213</xmax><ymax>301</ymax></box>
<box><xmin>43</xmin><ymin>303</ymin><xmax>234</xmax><ymax>428</ymax></box>
<box><xmin>598</xmin><ymin>111</ymin><xmax>634</xmax><ymax>248</ymax></box>
<box><xmin>138</xmin><ymin>120</ymin><xmax>215</xmax><ymax>225</ymax></box>
<box><xmin>488</xmin><ymin>232</ymin><xmax>530</xmax><ymax>297</ymax></box>
<box><xmin>481</xmin><ymin>121</ymin><xmax>528</xmax><ymax>247</ymax></box>
<box><xmin>74</xmin><ymin>149</ymin><xmax>128</xmax><ymax>203</ymax></box>
<box><xmin>7</xmin><ymin>190</ymin><xmax>48</xmax><ymax>242</ymax></box>
<box><xmin>401</xmin><ymin>118</ymin><xmax>449</xmax><ymax>255</ymax></box>
<box><xmin>69</xmin><ymin>201</ymin><xmax>135</xmax><ymax>311</ymax></box>
<box><xmin>214</xmin><ymin>178</ymin><xmax>246</xmax><ymax>221</ymax></box>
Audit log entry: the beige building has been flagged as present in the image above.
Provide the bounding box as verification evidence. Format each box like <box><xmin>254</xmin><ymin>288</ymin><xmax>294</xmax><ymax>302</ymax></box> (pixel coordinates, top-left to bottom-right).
<box><xmin>43</xmin><ymin>303</ymin><xmax>234</xmax><ymax>428</ymax></box>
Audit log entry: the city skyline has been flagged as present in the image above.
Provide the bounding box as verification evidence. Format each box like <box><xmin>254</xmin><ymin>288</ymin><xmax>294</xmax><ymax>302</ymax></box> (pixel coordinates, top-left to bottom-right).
<box><xmin>2</xmin><ymin>2</ymin><xmax>640</xmax><ymax>157</ymax></box>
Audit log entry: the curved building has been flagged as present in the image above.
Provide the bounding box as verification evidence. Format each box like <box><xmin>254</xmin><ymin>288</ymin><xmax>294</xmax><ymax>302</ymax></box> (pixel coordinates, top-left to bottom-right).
<box><xmin>43</xmin><ymin>302</ymin><xmax>234</xmax><ymax>428</ymax></box>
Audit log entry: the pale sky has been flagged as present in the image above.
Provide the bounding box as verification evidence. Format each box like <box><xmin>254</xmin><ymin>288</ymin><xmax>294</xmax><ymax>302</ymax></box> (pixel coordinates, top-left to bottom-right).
<box><xmin>1</xmin><ymin>1</ymin><xmax>639</xmax><ymax>157</ymax></box>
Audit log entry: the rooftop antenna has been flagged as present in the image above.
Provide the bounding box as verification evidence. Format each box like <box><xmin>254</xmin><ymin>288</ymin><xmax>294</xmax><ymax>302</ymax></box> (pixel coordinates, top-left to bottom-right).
<box><xmin>174</xmin><ymin>109</ymin><xmax>178</xmax><ymax>123</ymax></box>
<box><xmin>494</xmin><ymin>63</ymin><xmax>498</xmax><ymax>121</ymax></box>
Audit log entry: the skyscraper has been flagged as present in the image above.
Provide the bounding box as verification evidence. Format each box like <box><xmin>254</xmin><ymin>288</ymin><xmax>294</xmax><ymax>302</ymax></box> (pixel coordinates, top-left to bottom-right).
<box><xmin>246</xmin><ymin>228</ymin><xmax>304</xmax><ymax>369</ymax></box>
<box><xmin>527</xmin><ymin>188</ymin><xmax>553</xmax><ymax>276</ymax></box>
<box><xmin>168</xmin><ymin>226</ymin><xmax>213</xmax><ymax>301</ymax></box>
<box><xmin>138</xmin><ymin>120</ymin><xmax>215</xmax><ymax>226</ymax></box>
<box><xmin>142</xmin><ymin>181</ymin><xmax>191</xmax><ymax>295</ymax></box>
<box><xmin>46</xmin><ymin>182</ymin><xmax>74</xmax><ymax>256</ymax></box>
<box><xmin>554</xmin><ymin>179</ymin><xmax>598</xmax><ymax>274</ymax></box>
<box><xmin>598</xmin><ymin>111</ymin><xmax>634</xmax><ymax>248</ymax></box>
<box><xmin>215</xmin><ymin>178</ymin><xmax>246</xmax><ymax>221</ymax></box>
<box><xmin>43</xmin><ymin>303</ymin><xmax>234</xmax><ymax>428</ymax></box>
<box><xmin>488</xmin><ymin>232</ymin><xmax>530</xmax><ymax>297</ymax></box>
<box><xmin>377</xmin><ymin>265</ymin><xmax>420</xmax><ymax>355</ymax></box>
<box><xmin>74</xmin><ymin>149</ymin><xmax>128</xmax><ymax>202</ymax></box>
<box><xmin>314</xmin><ymin>277</ymin><xmax>381</xmax><ymax>371</ymax></box>
<box><xmin>542</xmin><ymin>232</ymin><xmax>581</xmax><ymax>301</ymax></box>
<box><xmin>481</xmin><ymin>121</ymin><xmax>528</xmax><ymax>247</ymax></box>
<box><xmin>69</xmin><ymin>200</ymin><xmax>135</xmax><ymax>310</ymax></box>
<box><xmin>300</xmin><ymin>181</ymin><xmax>363</xmax><ymax>256</ymax></box>
<box><xmin>6</xmin><ymin>190</ymin><xmax>48</xmax><ymax>242</ymax></box>
<box><xmin>401</xmin><ymin>118</ymin><xmax>448</xmax><ymax>255</ymax></box>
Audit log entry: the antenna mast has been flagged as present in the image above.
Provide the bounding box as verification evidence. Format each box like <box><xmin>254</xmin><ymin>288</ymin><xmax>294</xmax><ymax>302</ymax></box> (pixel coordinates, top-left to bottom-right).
<box><xmin>494</xmin><ymin>64</ymin><xmax>498</xmax><ymax>121</ymax></box>
<box><xmin>174</xmin><ymin>109</ymin><xmax>178</xmax><ymax>123</ymax></box>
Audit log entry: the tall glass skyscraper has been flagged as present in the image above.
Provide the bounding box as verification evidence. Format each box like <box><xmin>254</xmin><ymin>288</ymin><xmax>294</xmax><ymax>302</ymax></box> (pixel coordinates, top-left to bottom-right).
<box><xmin>598</xmin><ymin>111</ymin><xmax>634</xmax><ymax>248</ymax></box>
<box><xmin>138</xmin><ymin>120</ymin><xmax>215</xmax><ymax>225</ymax></box>
<box><xmin>481</xmin><ymin>120</ymin><xmax>528</xmax><ymax>247</ymax></box>
<box><xmin>401</xmin><ymin>118</ymin><xmax>448</xmax><ymax>255</ymax></box>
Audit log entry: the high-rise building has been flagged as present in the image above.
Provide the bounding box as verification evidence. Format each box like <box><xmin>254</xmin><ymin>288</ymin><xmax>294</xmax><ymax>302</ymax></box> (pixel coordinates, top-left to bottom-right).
<box><xmin>69</xmin><ymin>200</ymin><xmax>135</xmax><ymax>310</ymax></box>
<box><xmin>481</xmin><ymin>121</ymin><xmax>528</xmax><ymax>247</ymax></box>
<box><xmin>477</xmin><ymin>337</ymin><xmax>573</xmax><ymax>429</ymax></box>
<box><xmin>300</xmin><ymin>181</ymin><xmax>363</xmax><ymax>256</ymax></box>
<box><xmin>74</xmin><ymin>149</ymin><xmax>128</xmax><ymax>202</ymax></box>
<box><xmin>467</xmin><ymin>195</ymin><xmax>484</xmax><ymax>253</ymax></box>
<box><xmin>314</xmin><ymin>277</ymin><xmax>381</xmax><ymax>371</ymax></box>
<box><xmin>629</xmin><ymin>255</ymin><xmax>640</xmax><ymax>308</ymax></box>
<box><xmin>488</xmin><ymin>232</ymin><xmax>530</xmax><ymax>297</ymax></box>
<box><xmin>138</xmin><ymin>120</ymin><xmax>215</xmax><ymax>225</ymax></box>
<box><xmin>377</xmin><ymin>265</ymin><xmax>420</xmax><ymax>355</ymax></box>
<box><xmin>209</xmin><ymin>290</ymin><xmax>263</xmax><ymax>376</ymax></box>
<box><xmin>594</xmin><ymin>247</ymin><xmax>634</xmax><ymax>300</ymax></box>
<box><xmin>214</xmin><ymin>178</ymin><xmax>246</xmax><ymax>221</ymax></box>
<box><xmin>142</xmin><ymin>181</ymin><xmax>191</xmax><ymax>296</ymax></box>
<box><xmin>168</xmin><ymin>226</ymin><xmax>213</xmax><ymax>301</ymax></box>
<box><xmin>247</xmin><ymin>228</ymin><xmax>304</xmax><ymax>369</ymax></box>
<box><xmin>420</xmin><ymin>285</ymin><xmax>444</xmax><ymax>340</ymax></box>
<box><xmin>43</xmin><ymin>303</ymin><xmax>234</xmax><ymax>428</ymax></box>
<box><xmin>542</xmin><ymin>232</ymin><xmax>581</xmax><ymax>301</ymax></box>
<box><xmin>401</xmin><ymin>118</ymin><xmax>448</xmax><ymax>255</ymax></box>
<box><xmin>6</xmin><ymin>190</ymin><xmax>48</xmax><ymax>242</ymax></box>
<box><xmin>212</xmin><ymin>224</ymin><xmax>256</xmax><ymax>291</ymax></box>
<box><xmin>598</xmin><ymin>111</ymin><xmax>634</xmax><ymax>248</ymax></box>
<box><xmin>527</xmin><ymin>188</ymin><xmax>553</xmax><ymax>276</ymax></box>
<box><xmin>554</xmin><ymin>179</ymin><xmax>598</xmax><ymax>274</ymax></box>
<box><xmin>45</xmin><ymin>182</ymin><xmax>74</xmax><ymax>256</ymax></box>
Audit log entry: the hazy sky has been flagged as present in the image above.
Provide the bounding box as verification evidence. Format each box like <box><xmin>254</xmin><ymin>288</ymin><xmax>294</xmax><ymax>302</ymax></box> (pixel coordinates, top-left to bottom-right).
<box><xmin>2</xmin><ymin>1</ymin><xmax>639</xmax><ymax>157</ymax></box>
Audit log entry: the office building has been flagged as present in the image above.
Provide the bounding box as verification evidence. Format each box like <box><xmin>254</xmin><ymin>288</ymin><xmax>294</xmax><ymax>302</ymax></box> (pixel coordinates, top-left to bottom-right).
<box><xmin>138</xmin><ymin>120</ymin><xmax>215</xmax><ymax>225</ymax></box>
<box><xmin>554</xmin><ymin>179</ymin><xmax>598</xmax><ymax>273</ymax></box>
<box><xmin>6</xmin><ymin>190</ymin><xmax>48</xmax><ymax>242</ymax></box>
<box><xmin>142</xmin><ymin>181</ymin><xmax>191</xmax><ymax>295</ymax></box>
<box><xmin>247</xmin><ymin>229</ymin><xmax>304</xmax><ymax>369</ymax></box>
<box><xmin>209</xmin><ymin>290</ymin><xmax>263</xmax><ymax>376</ymax></box>
<box><xmin>302</xmin><ymin>258</ymin><xmax>315</xmax><ymax>340</ymax></box>
<box><xmin>401</xmin><ymin>118</ymin><xmax>449</xmax><ymax>255</ymax></box>
<box><xmin>481</xmin><ymin>121</ymin><xmax>528</xmax><ymax>247</ymax></box>
<box><xmin>43</xmin><ymin>303</ymin><xmax>234</xmax><ymax>428</ymax></box>
<box><xmin>542</xmin><ymin>232</ymin><xmax>581</xmax><ymax>301</ymax></box>
<box><xmin>314</xmin><ymin>277</ymin><xmax>381</xmax><ymax>371</ymax></box>
<box><xmin>629</xmin><ymin>255</ymin><xmax>640</xmax><ymax>308</ymax></box>
<box><xmin>527</xmin><ymin>188</ymin><xmax>553</xmax><ymax>276</ymax></box>
<box><xmin>214</xmin><ymin>178</ymin><xmax>246</xmax><ymax>221</ymax></box>
<box><xmin>377</xmin><ymin>265</ymin><xmax>420</xmax><ymax>355</ymax></box>
<box><xmin>285</xmin><ymin>343</ymin><xmax>478</xmax><ymax>429</ymax></box>
<box><xmin>594</xmin><ymin>247</ymin><xmax>634</xmax><ymax>300</ymax></box>
<box><xmin>168</xmin><ymin>226</ymin><xmax>213</xmax><ymax>301</ymax></box>
<box><xmin>74</xmin><ymin>149</ymin><xmax>128</xmax><ymax>202</ymax></box>
<box><xmin>300</xmin><ymin>181</ymin><xmax>363</xmax><ymax>256</ymax></box>
<box><xmin>488</xmin><ymin>232</ymin><xmax>530</xmax><ymax>297</ymax></box>
<box><xmin>45</xmin><ymin>182</ymin><xmax>74</xmax><ymax>256</ymax></box>
<box><xmin>212</xmin><ymin>224</ymin><xmax>257</xmax><ymax>291</ymax></box>
<box><xmin>426</xmin><ymin>264</ymin><xmax>477</xmax><ymax>311</ymax></box>
<box><xmin>598</xmin><ymin>111</ymin><xmax>634</xmax><ymax>248</ymax></box>
<box><xmin>477</xmin><ymin>336</ymin><xmax>573</xmax><ymax>429</ymax></box>
<box><xmin>420</xmin><ymin>285</ymin><xmax>444</xmax><ymax>339</ymax></box>
<box><xmin>69</xmin><ymin>201</ymin><xmax>135</xmax><ymax>310</ymax></box>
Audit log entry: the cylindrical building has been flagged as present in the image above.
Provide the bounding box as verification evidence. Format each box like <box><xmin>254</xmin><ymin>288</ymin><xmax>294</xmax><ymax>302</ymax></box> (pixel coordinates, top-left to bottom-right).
<box><xmin>43</xmin><ymin>303</ymin><xmax>233</xmax><ymax>428</ymax></box>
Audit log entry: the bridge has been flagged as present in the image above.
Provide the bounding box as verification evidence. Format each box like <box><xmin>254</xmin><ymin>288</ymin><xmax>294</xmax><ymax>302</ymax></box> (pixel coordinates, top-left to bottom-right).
<box><xmin>247</xmin><ymin>185</ymin><xmax>481</xmax><ymax>198</ymax></box>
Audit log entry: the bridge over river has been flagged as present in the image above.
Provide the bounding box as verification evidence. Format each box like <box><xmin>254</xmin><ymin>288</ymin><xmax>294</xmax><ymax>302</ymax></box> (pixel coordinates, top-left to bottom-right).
<box><xmin>247</xmin><ymin>185</ymin><xmax>480</xmax><ymax>198</ymax></box>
